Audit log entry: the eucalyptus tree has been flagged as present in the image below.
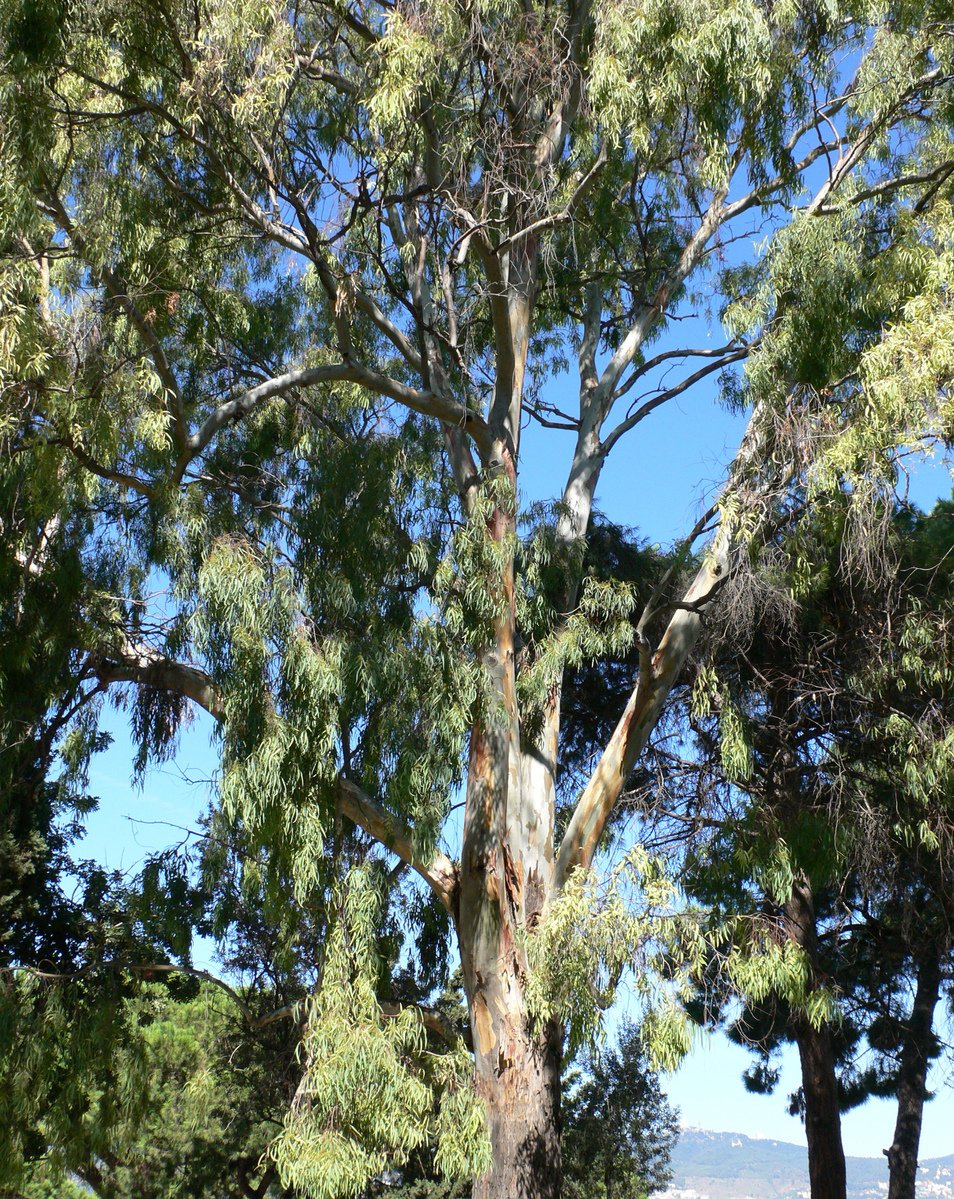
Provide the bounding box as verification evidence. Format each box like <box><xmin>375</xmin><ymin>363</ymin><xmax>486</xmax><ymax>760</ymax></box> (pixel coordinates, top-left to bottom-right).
<box><xmin>2</xmin><ymin>0</ymin><xmax>954</xmax><ymax>1196</ymax></box>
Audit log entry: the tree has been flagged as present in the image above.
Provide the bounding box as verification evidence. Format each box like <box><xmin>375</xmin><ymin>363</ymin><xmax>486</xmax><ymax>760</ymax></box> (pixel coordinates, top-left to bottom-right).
<box><xmin>677</xmin><ymin>498</ymin><xmax>954</xmax><ymax>1199</ymax></box>
<box><xmin>2</xmin><ymin>1</ymin><xmax>954</xmax><ymax>1196</ymax></box>
<box><xmin>13</xmin><ymin>980</ymin><xmax>297</xmax><ymax>1199</ymax></box>
<box><xmin>563</xmin><ymin>1022</ymin><xmax>679</xmax><ymax>1199</ymax></box>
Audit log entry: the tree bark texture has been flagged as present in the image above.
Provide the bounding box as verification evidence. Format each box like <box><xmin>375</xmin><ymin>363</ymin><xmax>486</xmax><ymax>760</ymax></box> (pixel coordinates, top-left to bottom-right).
<box><xmin>453</xmin><ymin>455</ymin><xmax>565</xmax><ymax>1198</ymax></box>
<box><xmin>795</xmin><ymin>1020</ymin><xmax>848</xmax><ymax>1199</ymax></box>
<box><xmin>469</xmin><ymin>1006</ymin><xmax>563</xmax><ymax>1199</ymax></box>
<box><xmin>885</xmin><ymin>947</ymin><xmax>942</xmax><ymax>1199</ymax></box>
<box><xmin>458</xmin><ymin>728</ymin><xmax>564</xmax><ymax>1199</ymax></box>
<box><xmin>785</xmin><ymin>878</ymin><xmax>847</xmax><ymax>1199</ymax></box>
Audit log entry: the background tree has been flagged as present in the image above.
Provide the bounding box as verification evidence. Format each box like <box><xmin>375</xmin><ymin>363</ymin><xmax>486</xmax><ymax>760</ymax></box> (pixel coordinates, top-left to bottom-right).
<box><xmin>562</xmin><ymin>1022</ymin><xmax>679</xmax><ymax>1199</ymax></box>
<box><xmin>12</xmin><ymin>980</ymin><xmax>296</xmax><ymax>1199</ymax></box>
<box><xmin>676</xmin><ymin>497</ymin><xmax>954</xmax><ymax>1199</ymax></box>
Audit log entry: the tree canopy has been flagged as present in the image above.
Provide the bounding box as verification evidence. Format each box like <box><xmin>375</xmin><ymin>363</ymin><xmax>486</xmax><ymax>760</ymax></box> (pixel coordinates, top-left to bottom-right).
<box><xmin>2</xmin><ymin>0</ymin><xmax>954</xmax><ymax>1195</ymax></box>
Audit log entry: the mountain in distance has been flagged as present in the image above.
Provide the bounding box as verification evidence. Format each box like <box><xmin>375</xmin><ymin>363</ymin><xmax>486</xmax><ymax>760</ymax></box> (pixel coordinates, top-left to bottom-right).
<box><xmin>664</xmin><ymin>1129</ymin><xmax>954</xmax><ymax>1199</ymax></box>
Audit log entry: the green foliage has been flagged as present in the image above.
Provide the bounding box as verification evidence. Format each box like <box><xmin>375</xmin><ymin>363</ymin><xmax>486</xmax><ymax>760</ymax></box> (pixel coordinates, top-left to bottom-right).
<box><xmin>0</xmin><ymin>969</ymin><xmax>152</xmax><ymax>1191</ymax></box>
<box><xmin>13</xmin><ymin>979</ymin><xmax>297</xmax><ymax>1199</ymax></box>
<box><xmin>526</xmin><ymin>846</ymin><xmax>830</xmax><ymax>1072</ymax></box>
<box><xmin>563</xmin><ymin>1021</ymin><xmax>680</xmax><ymax>1199</ymax></box>
<box><xmin>680</xmin><ymin>495</ymin><xmax>954</xmax><ymax>1121</ymax></box>
<box><xmin>271</xmin><ymin>867</ymin><xmax>489</xmax><ymax>1199</ymax></box>
<box><xmin>526</xmin><ymin>848</ymin><xmax>689</xmax><ymax>1056</ymax></box>
<box><xmin>1</xmin><ymin>0</ymin><xmax>953</xmax><ymax>1190</ymax></box>
<box><xmin>20</xmin><ymin>1163</ymin><xmax>90</xmax><ymax>1199</ymax></box>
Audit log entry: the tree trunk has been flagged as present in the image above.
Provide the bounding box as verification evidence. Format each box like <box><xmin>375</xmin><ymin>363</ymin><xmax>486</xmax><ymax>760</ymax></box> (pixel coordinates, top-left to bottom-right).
<box><xmin>784</xmin><ymin>878</ymin><xmax>847</xmax><ymax>1199</ymax></box>
<box><xmin>885</xmin><ymin>946</ymin><xmax>942</xmax><ymax>1199</ymax></box>
<box><xmin>458</xmin><ymin>749</ymin><xmax>563</xmax><ymax>1198</ymax></box>
<box><xmin>456</xmin><ymin>461</ymin><xmax>563</xmax><ymax>1198</ymax></box>
<box><xmin>794</xmin><ymin>1019</ymin><xmax>847</xmax><ymax>1199</ymax></box>
<box><xmin>459</xmin><ymin>740</ymin><xmax>563</xmax><ymax>1199</ymax></box>
<box><xmin>470</xmin><ymin>1008</ymin><xmax>563</xmax><ymax>1199</ymax></box>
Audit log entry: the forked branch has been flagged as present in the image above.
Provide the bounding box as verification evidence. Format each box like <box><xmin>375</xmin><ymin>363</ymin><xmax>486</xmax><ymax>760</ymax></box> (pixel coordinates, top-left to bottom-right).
<box><xmin>552</xmin><ymin>402</ymin><xmax>772</xmax><ymax>892</ymax></box>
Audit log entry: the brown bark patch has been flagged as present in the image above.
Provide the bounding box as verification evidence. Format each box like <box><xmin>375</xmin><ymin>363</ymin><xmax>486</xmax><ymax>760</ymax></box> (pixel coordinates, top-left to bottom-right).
<box><xmin>473</xmin><ymin>995</ymin><xmax>497</xmax><ymax>1054</ymax></box>
<box><xmin>503</xmin><ymin>843</ymin><xmax>524</xmax><ymax>911</ymax></box>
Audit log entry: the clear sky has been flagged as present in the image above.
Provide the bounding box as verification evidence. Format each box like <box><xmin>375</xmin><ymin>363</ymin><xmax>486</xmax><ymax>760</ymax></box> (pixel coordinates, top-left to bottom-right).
<box><xmin>76</xmin><ymin>375</ymin><xmax>954</xmax><ymax>1164</ymax></box>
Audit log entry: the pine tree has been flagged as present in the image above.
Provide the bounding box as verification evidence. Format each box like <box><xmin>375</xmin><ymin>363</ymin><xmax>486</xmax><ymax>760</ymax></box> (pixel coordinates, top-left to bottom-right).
<box><xmin>563</xmin><ymin>1022</ymin><xmax>679</xmax><ymax>1199</ymax></box>
<box><xmin>677</xmin><ymin>498</ymin><xmax>954</xmax><ymax>1199</ymax></box>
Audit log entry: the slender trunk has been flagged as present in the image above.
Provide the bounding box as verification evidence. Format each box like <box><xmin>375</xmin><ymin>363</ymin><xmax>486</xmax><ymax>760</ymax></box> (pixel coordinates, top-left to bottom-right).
<box><xmin>784</xmin><ymin>878</ymin><xmax>847</xmax><ymax>1199</ymax></box>
<box><xmin>885</xmin><ymin>946</ymin><xmax>942</xmax><ymax>1199</ymax></box>
<box><xmin>457</xmin><ymin>463</ymin><xmax>562</xmax><ymax>1198</ymax></box>
<box><xmin>794</xmin><ymin>1019</ymin><xmax>847</xmax><ymax>1199</ymax></box>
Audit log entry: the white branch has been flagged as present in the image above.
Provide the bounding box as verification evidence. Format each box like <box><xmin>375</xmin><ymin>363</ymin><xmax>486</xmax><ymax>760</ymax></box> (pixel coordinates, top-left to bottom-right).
<box><xmin>338</xmin><ymin>779</ymin><xmax>459</xmax><ymax>911</ymax></box>
<box><xmin>186</xmin><ymin>362</ymin><xmax>488</xmax><ymax>464</ymax></box>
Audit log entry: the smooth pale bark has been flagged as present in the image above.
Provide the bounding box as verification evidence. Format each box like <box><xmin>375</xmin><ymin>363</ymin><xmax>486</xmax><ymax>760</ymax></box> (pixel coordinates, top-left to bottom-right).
<box><xmin>885</xmin><ymin>947</ymin><xmax>943</xmax><ymax>1199</ymax></box>
<box><xmin>337</xmin><ymin>778</ymin><xmax>458</xmax><ymax>908</ymax></box>
<box><xmin>553</xmin><ymin>542</ymin><xmax>727</xmax><ymax>887</ymax></box>
<box><xmin>554</xmin><ymin>397</ymin><xmax>774</xmax><ymax>891</ymax></box>
<box><xmin>93</xmin><ymin>639</ymin><xmax>226</xmax><ymax>719</ymax></box>
<box><xmin>455</xmin><ymin>423</ymin><xmax>565</xmax><ymax>1196</ymax></box>
<box><xmin>784</xmin><ymin>878</ymin><xmax>847</xmax><ymax>1199</ymax></box>
<box><xmin>459</xmin><ymin>740</ymin><xmax>563</xmax><ymax>1199</ymax></box>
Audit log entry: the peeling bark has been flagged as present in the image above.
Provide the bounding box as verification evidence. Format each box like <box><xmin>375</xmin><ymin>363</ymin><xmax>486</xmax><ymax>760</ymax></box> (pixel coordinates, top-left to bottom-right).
<box><xmin>455</xmin><ymin>417</ymin><xmax>567</xmax><ymax>1193</ymax></box>
<box><xmin>460</xmin><ymin>734</ymin><xmax>561</xmax><ymax>1195</ymax></box>
<box><xmin>460</xmin><ymin>720</ymin><xmax>564</xmax><ymax>1197</ymax></box>
<box><xmin>471</xmin><ymin>1012</ymin><xmax>563</xmax><ymax>1199</ymax></box>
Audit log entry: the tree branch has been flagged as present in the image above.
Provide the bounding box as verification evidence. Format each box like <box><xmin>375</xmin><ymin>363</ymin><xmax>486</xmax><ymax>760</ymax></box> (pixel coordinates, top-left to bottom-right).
<box><xmin>612</xmin><ymin>340</ymin><xmax>745</xmax><ymax>394</ymax></box>
<box><xmin>494</xmin><ymin>144</ymin><xmax>608</xmax><ymax>255</ymax></box>
<box><xmin>601</xmin><ymin>346</ymin><xmax>752</xmax><ymax>457</ymax></box>
<box><xmin>185</xmin><ymin>361</ymin><xmax>488</xmax><ymax>467</ymax></box>
<box><xmin>591</xmin><ymin>189</ymin><xmax>730</xmax><ymax>417</ymax></box>
<box><xmin>553</xmin><ymin>403</ymin><xmax>772</xmax><ymax>892</ymax></box>
<box><xmin>92</xmin><ymin>641</ymin><xmax>225</xmax><ymax>719</ymax></box>
<box><xmin>52</xmin><ymin>433</ymin><xmax>158</xmax><ymax>499</ymax></box>
<box><xmin>91</xmin><ymin>646</ymin><xmax>459</xmax><ymax>909</ymax></box>
<box><xmin>816</xmin><ymin>159</ymin><xmax>954</xmax><ymax>214</ymax></box>
<box><xmin>337</xmin><ymin>778</ymin><xmax>458</xmax><ymax>911</ymax></box>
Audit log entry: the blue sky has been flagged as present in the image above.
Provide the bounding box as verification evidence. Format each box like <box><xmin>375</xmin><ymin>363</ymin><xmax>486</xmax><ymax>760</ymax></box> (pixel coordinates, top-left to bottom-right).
<box><xmin>77</xmin><ymin>375</ymin><xmax>954</xmax><ymax>1163</ymax></box>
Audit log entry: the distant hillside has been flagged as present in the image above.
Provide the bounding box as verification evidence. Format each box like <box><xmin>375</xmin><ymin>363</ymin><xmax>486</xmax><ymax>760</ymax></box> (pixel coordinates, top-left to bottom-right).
<box><xmin>664</xmin><ymin>1129</ymin><xmax>954</xmax><ymax>1199</ymax></box>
